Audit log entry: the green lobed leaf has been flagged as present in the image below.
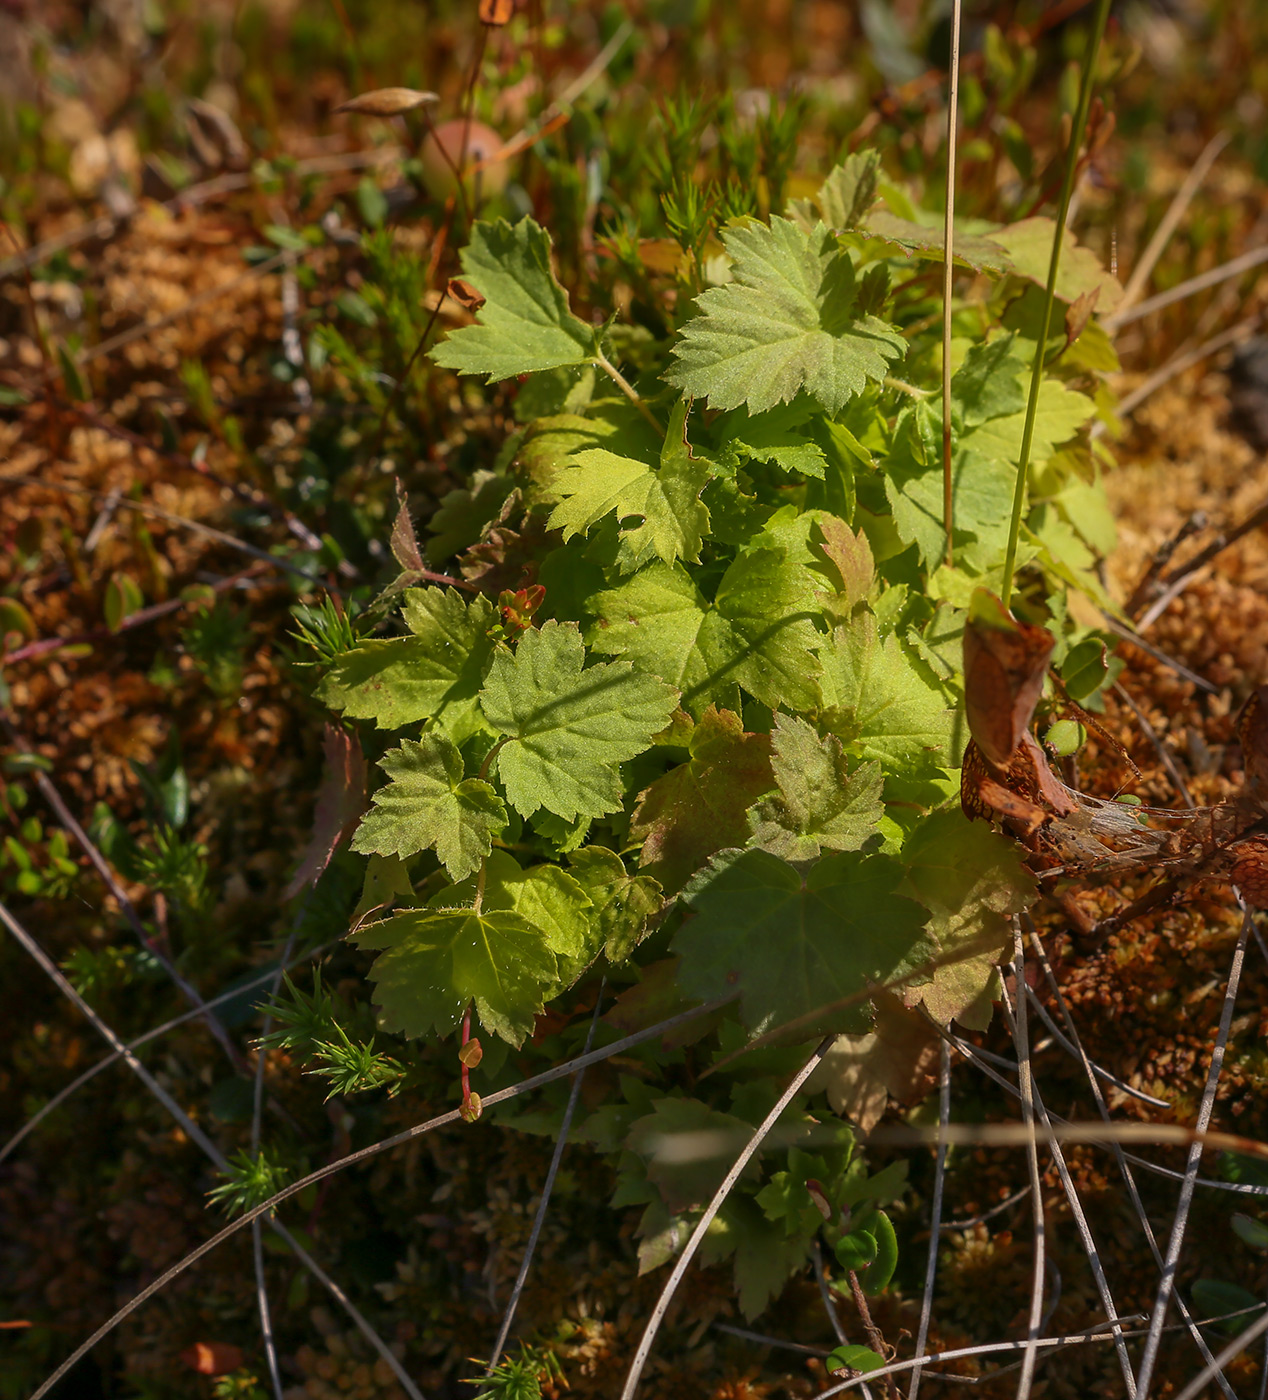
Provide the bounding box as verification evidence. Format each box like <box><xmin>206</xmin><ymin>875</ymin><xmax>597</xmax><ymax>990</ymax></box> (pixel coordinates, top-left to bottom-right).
<box><xmin>318</xmin><ymin>588</ymin><xmax>496</xmax><ymax>739</ymax></box>
<box><xmin>626</xmin><ymin>1097</ymin><xmax>758</xmax><ymax>1212</ymax></box>
<box><xmin>883</xmin><ymin>401</ymin><xmax>1017</xmax><ymax>572</ymax></box>
<box><xmin>747</xmin><ymin>714</ymin><xmax>884</xmax><ymax>863</ymax></box>
<box><xmin>352</xmin><ymin>905</ymin><xmax>557</xmax><ymax>1046</ymax></box>
<box><xmin>546</xmin><ymin>398</ymin><xmax>713</xmax><ymax>567</ymax></box>
<box><xmin>898</xmin><ymin>809</ymin><xmax>1036</xmax><ymax>1030</ymax></box>
<box><xmin>434</xmin><ymin>848</ymin><xmax>600</xmax><ymax>987</ymax></box>
<box><xmin>665</xmin><ymin>218</ymin><xmax>907</xmax><ymax>416</ymax></box>
<box><xmin>716</xmin><ymin>400</ymin><xmax>828</xmax><ymax>479</ymax></box>
<box><xmin>674</xmin><ymin>847</ymin><xmax>934</xmax><ymax>1036</ymax></box>
<box><xmin>951</xmin><ymin>333</ymin><xmax>1027</xmax><ymax>429</ymax></box>
<box><xmin>631</xmin><ymin>706</ymin><xmax>775</xmax><ymax>893</ymax></box>
<box><xmin>479</xmin><ymin>621</ymin><xmax>679</xmax><ymax>822</ymax></box>
<box><xmin>589</xmin><ymin>548</ymin><xmax>824</xmax><ymax>715</ymax></box>
<box><xmin>860</xmin><ymin>210</ymin><xmax>1015</xmax><ymax>273</ymax></box>
<box><xmin>428</xmin><ymin>217</ymin><xmax>599</xmax><ymax>380</ymax></box>
<box><xmin>568</xmin><ymin>845</ymin><xmax>662</xmax><ymax>961</ymax></box>
<box><xmin>818</xmin><ymin>612</ymin><xmax>954</xmax><ymax>784</ymax></box>
<box><xmin>351</xmin><ymin>733</ymin><xmax>505</xmax><ymax>882</ymax></box>
<box><xmin>989</xmin><ymin>216</ymin><xmax>1124</xmax><ymax>312</ymax></box>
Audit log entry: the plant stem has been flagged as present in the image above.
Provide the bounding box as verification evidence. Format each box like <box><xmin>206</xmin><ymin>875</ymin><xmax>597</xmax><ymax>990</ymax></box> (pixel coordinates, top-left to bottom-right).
<box><xmin>999</xmin><ymin>0</ymin><xmax>1112</xmax><ymax>608</ymax></box>
<box><xmin>941</xmin><ymin>0</ymin><xmax>963</xmax><ymax>569</ymax></box>
<box><xmin>846</xmin><ymin>1270</ymin><xmax>897</xmax><ymax>1400</ymax></box>
<box><xmin>594</xmin><ymin>349</ymin><xmax>663</xmax><ymax>433</ymax></box>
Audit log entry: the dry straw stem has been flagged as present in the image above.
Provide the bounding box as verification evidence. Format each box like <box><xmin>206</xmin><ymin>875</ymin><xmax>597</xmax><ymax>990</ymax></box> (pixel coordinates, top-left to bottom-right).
<box><xmin>940</xmin><ymin>0</ymin><xmax>963</xmax><ymax>567</ymax></box>
<box><xmin>1105</xmin><ymin>243</ymin><xmax>1268</xmax><ymax>332</ymax></box>
<box><xmin>485</xmin><ymin>986</ymin><xmax>606</xmax><ymax>1372</ymax></box>
<box><xmin>1118</xmin><ymin>130</ymin><xmax>1231</xmax><ymax>314</ymax></box>
<box><xmin>1024</xmin><ymin>920</ymin><xmax>1236</xmax><ymax>1396</ymax></box>
<box><xmin>1134</xmin><ymin>909</ymin><xmax>1252</xmax><ymax>1399</ymax></box>
<box><xmin>907</xmin><ymin>1037</ymin><xmax>950</xmax><ymax>1400</ymax></box>
<box><xmin>25</xmin><ymin>995</ymin><xmax>737</xmax><ymax>1400</ymax></box>
<box><xmin>1004</xmin><ymin>986</ymin><xmax>1137</xmax><ymax>1394</ymax></box>
<box><xmin>0</xmin><ymin>941</ymin><xmax>332</xmax><ymax>1164</ymax></box>
<box><xmin>0</xmin><ymin>898</ymin><xmax>426</xmax><ymax>1400</ymax></box>
<box><xmin>617</xmin><ymin>1037</ymin><xmax>835</xmax><ymax>1400</ymax></box>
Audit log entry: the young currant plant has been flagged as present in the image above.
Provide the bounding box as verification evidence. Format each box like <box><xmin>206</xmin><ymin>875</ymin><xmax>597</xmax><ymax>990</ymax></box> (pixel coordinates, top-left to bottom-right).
<box><xmin>308</xmin><ymin>137</ymin><xmax>1125</xmax><ymax>1319</ymax></box>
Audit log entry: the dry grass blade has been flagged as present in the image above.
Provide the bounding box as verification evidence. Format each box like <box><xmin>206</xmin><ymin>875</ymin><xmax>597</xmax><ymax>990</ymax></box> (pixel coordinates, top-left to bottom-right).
<box><xmin>24</xmin><ymin>995</ymin><xmax>736</xmax><ymax>1400</ymax></box>
<box><xmin>617</xmin><ymin>1037</ymin><xmax>834</xmax><ymax>1400</ymax></box>
<box><xmin>1113</xmin><ymin>681</ymin><xmax>1195</xmax><ymax>809</ymax></box>
<box><xmin>1007</xmin><ymin>988</ymin><xmax>1137</xmax><ymax>1394</ymax></box>
<box><xmin>486</xmin><ymin>987</ymin><xmax>606</xmax><ymax>1371</ymax></box>
<box><xmin>0</xmin><ymin>898</ymin><xmax>427</xmax><ymax>1400</ymax></box>
<box><xmin>941</xmin><ymin>0</ymin><xmax>963</xmax><ymax>566</ymax></box>
<box><xmin>1174</xmin><ymin>1305</ymin><xmax>1268</xmax><ymax>1400</ymax></box>
<box><xmin>908</xmin><ymin>1038</ymin><xmax>950</xmax><ymax>1400</ymax></box>
<box><xmin>1118</xmin><ymin>130</ymin><xmax>1231</xmax><ymax>313</ymax></box>
<box><xmin>1134</xmin><ymin>910</ymin><xmax>1252</xmax><ymax>1398</ymax></box>
<box><xmin>1026</xmin><ymin>921</ymin><xmax>1239</xmax><ymax>1398</ymax></box>
<box><xmin>1105</xmin><ymin>243</ymin><xmax>1268</xmax><ymax>331</ymax></box>
<box><xmin>1008</xmin><ymin>929</ymin><xmax>1046</xmax><ymax>1400</ymax></box>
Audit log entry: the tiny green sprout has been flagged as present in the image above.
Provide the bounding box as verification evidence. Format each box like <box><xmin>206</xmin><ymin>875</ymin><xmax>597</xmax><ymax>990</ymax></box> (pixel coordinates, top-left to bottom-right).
<box><xmin>208</xmin><ymin>1147</ymin><xmax>290</xmax><ymax>1216</ymax></box>
<box><xmin>1044</xmin><ymin>719</ymin><xmax>1086</xmax><ymax>756</ymax></box>
<box><xmin>1115</xmin><ymin>793</ymin><xmax>1144</xmax><ymax>806</ymax></box>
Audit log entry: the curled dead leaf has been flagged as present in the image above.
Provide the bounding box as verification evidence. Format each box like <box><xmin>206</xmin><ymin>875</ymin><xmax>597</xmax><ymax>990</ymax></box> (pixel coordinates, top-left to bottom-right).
<box><xmin>479</xmin><ymin>0</ymin><xmax>515</xmax><ymax>22</ymax></box>
<box><xmin>336</xmin><ymin>88</ymin><xmax>440</xmax><ymax>118</ymax></box>
<box><xmin>180</xmin><ymin>1343</ymin><xmax>244</xmax><ymax>1376</ymax></box>
<box><xmin>446</xmin><ymin>277</ymin><xmax>486</xmax><ymax>313</ymax></box>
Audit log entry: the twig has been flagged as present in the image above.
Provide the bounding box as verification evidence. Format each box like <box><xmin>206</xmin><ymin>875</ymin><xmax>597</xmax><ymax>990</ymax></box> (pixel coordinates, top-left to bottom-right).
<box><xmin>714</xmin><ymin>1322</ymin><xmax>829</xmax><ymax>1357</ymax></box>
<box><xmin>1024</xmin><ymin>980</ymin><xmax>1173</xmax><ymax>1107</ymax></box>
<box><xmin>1135</xmin><ymin>908</ymin><xmax>1252</xmax><ymax>1398</ymax></box>
<box><xmin>0</xmin><ymin>149</ymin><xmax>401</xmax><ymax>280</ymax></box>
<box><xmin>251</xmin><ymin>918</ymin><xmax>303</xmax><ymax>1400</ymax></box>
<box><xmin>1096</xmin><ymin>314</ymin><xmax>1263</xmax><ymax>439</ymax></box>
<box><xmin>1112</xmin><ymin>681</ymin><xmax>1195</xmax><ymax>809</ymax></box>
<box><xmin>486</xmin><ymin>985</ymin><xmax>606</xmax><ymax>1370</ymax></box>
<box><xmin>78</xmin><ymin>251</ymin><xmax>291</xmax><ymax>364</ymax></box>
<box><xmin>1006</xmin><ymin>987</ymin><xmax>1136</xmax><ymax>1394</ymax></box>
<box><xmin>1008</xmin><ymin>929</ymin><xmax>1045</xmax><ymax>1400</ymax></box>
<box><xmin>1096</xmin><ymin>611</ymin><xmax>1218</xmax><ymax>692</ymax></box>
<box><xmin>845</xmin><ymin>1269</ymin><xmax>896</xmax><ymax>1398</ymax></box>
<box><xmin>909</xmin><ymin>1038</ymin><xmax>951</xmax><ymax>1400</ymax></box>
<box><xmin>27</xmin><ymin>994</ymin><xmax>737</xmax><ymax>1400</ymax></box>
<box><xmin>617</xmin><ymin>1037</ymin><xmax>834</xmax><ymax>1400</ymax></box>
<box><xmin>1122</xmin><ymin>510</ymin><xmax>1209</xmax><ymax>617</ymax></box>
<box><xmin>941</xmin><ymin>0</ymin><xmax>963</xmax><ymax>568</ymax></box>
<box><xmin>0</xmin><ymin>473</ymin><xmax>332</xmax><ymax>589</ymax></box>
<box><xmin>1135</xmin><ymin>494</ymin><xmax>1268</xmax><ymax>632</ymax></box>
<box><xmin>0</xmin><ymin>898</ymin><xmax>426</xmax><ymax>1400</ymax></box>
<box><xmin>1118</xmin><ymin>131</ymin><xmax>1231</xmax><ymax>314</ymax></box>
<box><xmin>813</xmin><ymin>1242</ymin><xmax>875</xmax><ymax>1399</ymax></box>
<box><xmin>1024</xmin><ymin>920</ymin><xmax>1237</xmax><ymax>1396</ymax></box>
<box><xmin>3</xmin><ymin>566</ymin><xmax>265</xmax><ymax>666</ymax></box>
<box><xmin>0</xmin><ymin>943</ymin><xmax>331</xmax><ymax>1165</ymax></box>
<box><xmin>1105</xmin><ymin>243</ymin><xmax>1268</xmax><ymax>331</ymax></box>
<box><xmin>1173</xmin><ymin>1303</ymin><xmax>1268</xmax><ymax>1400</ymax></box>
<box><xmin>941</xmin><ymin>1184</ymin><xmax>1031</xmax><ymax>1231</ymax></box>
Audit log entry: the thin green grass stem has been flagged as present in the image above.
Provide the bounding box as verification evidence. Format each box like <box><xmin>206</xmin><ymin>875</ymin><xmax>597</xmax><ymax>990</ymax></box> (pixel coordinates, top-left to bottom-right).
<box><xmin>1000</xmin><ymin>0</ymin><xmax>1113</xmax><ymax>608</ymax></box>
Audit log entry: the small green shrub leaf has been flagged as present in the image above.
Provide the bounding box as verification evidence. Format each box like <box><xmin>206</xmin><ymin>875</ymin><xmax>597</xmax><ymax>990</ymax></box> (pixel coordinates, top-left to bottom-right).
<box><xmin>675</xmin><ymin>848</ymin><xmax>933</xmax><ymax>1036</ymax></box>
<box><xmin>479</xmin><ymin>621</ymin><xmax>678</xmax><ymax>822</ymax></box>
<box><xmin>547</xmin><ymin>398</ymin><xmax>714</xmax><ymax>566</ymax></box>
<box><xmin>429</xmin><ymin>217</ymin><xmax>599</xmax><ymax>379</ymax></box>
<box><xmin>353</xmin><ymin>906</ymin><xmax>557</xmax><ymax>1046</ymax></box>
<box><xmin>318</xmin><ymin>589</ymin><xmax>496</xmax><ymax>738</ymax></box>
<box><xmin>351</xmin><ymin>734</ymin><xmax>505</xmax><ymax>881</ymax></box>
<box><xmin>665</xmin><ymin>217</ymin><xmax>907</xmax><ymax>415</ymax></box>
<box><xmin>747</xmin><ymin>714</ymin><xmax>884</xmax><ymax>862</ymax></box>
